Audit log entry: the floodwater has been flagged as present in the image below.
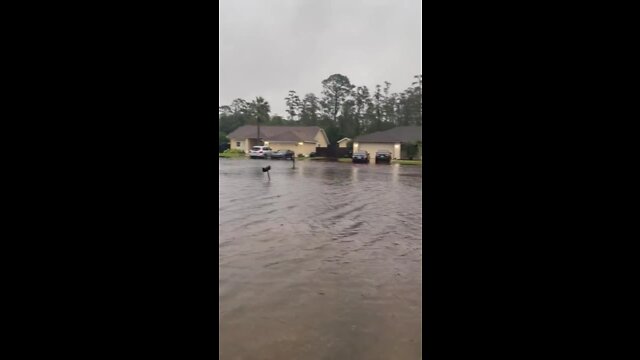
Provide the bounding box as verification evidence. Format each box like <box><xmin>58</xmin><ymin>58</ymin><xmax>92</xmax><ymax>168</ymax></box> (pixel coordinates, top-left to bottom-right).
<box><xmin>219</xmin><ymin>158</ymin><xmax>422</xmax><ymax>359</ymax></box>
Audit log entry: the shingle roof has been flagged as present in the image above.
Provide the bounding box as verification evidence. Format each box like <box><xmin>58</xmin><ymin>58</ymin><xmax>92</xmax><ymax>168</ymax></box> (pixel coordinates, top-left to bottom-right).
<box><xmin>227</xmin><ymin>125</ymin><xmax>323</xmax><ymax>142</ymax></box>
<box><xmin>354</xmin><ymin>126</ymin><xmax>422</xmax><ymax>143</ymax></box>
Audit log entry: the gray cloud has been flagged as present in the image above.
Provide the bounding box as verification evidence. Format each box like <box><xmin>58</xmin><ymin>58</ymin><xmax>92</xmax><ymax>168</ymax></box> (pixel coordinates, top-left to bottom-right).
<box><xmin>219</xmin><ymin>0</ymin><xmax>422</xmax><ymax>116</ymax></box>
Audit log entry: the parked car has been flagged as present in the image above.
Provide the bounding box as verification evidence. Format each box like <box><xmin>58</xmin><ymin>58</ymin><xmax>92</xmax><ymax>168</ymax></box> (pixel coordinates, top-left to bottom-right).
<box><xmin>270</xmin><ymin>149</ymin><xmax>295</xmax><ymax>160</ymax></box>
<box><xmin>375</xmin><ymin>150</ymin><xmax>392</xmax><ymax>164</ymax></box>
<box><xmin>352</xmin><ymin>150</ymin><xmax>370</xmax><ymax>163</ymax></box>
<box><xmin>249</xmin><ymin>146</ymin><xmax>273</xmax><ymax>159</ymax></box>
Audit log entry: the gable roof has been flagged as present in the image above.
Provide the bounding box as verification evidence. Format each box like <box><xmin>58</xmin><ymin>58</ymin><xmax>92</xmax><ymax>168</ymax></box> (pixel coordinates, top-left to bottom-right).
<box><xmin>337</xmin><ymin>137</ymin><xmax>352</xmax><ymax>144</ymax></box>
<box><xmin>354</xmin><ymin>126</ymin><xmax>422</xmax><ymax>143</ymax></box>
<box><xmin>228</xmin><ymin>125</ymin><xmax>327</xmax><ymax>143</ymax></box>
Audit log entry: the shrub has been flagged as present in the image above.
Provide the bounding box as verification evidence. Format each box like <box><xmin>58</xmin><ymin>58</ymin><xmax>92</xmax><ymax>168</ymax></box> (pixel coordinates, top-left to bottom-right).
<box><xmin>406</xmin><ymin>142</ymin><xmax>419</xmax><ymax>160</ymax></box>
<box><xmin>297</xmin><ymin>153</ymin><xmax>305</xmax><ymax>158</ymax></box>
<box><xmin>224</xmin><ymin>149</ymin><xmax>244</xmax><ymax>154</ymax></box>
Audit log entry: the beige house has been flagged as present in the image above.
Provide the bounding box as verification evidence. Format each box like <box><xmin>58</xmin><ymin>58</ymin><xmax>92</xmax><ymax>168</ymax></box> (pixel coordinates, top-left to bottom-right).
<box><xmin>227</xmin><ymin>125</ymin><xmax>329</xmax><ymax>157</ymax></box>
<box><xmin>353</xmin><ymin>126</ymin><xmax>422</xmax><ymax>160</ymax></box>
<box><xmin>337</xmin><ymin>138</ymin><xmax>352</xmax><ymax>148</ymax></box>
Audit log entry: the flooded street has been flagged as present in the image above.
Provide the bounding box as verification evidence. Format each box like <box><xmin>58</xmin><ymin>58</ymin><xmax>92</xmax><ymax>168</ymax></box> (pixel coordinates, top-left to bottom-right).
<box><xmin>219</xmin><ymin>158</ymin><xmax>422</xmax><ymax>359</ymax></box>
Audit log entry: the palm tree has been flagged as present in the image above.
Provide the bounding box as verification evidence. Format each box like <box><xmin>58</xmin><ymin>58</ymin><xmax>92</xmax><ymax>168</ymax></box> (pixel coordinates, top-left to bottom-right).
<box><xmin>251</xmin><ymin>97</ymin><xmax>270</xmax><ymax>144</ymax></box>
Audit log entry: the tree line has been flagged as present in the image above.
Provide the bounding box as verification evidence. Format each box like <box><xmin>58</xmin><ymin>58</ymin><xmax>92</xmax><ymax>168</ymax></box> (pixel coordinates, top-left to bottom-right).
<box><xmin>219</xmin><ymin>73</ymin><xmax>422</xmax><ymax>145</ymax></box>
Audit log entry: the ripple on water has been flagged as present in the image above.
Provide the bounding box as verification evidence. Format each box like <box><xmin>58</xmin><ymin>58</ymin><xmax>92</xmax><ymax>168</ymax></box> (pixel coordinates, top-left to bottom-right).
<box><xmin>219</xmin><ymin>159</ymin><xmax>422</xmax><ymax>359</ymax></box>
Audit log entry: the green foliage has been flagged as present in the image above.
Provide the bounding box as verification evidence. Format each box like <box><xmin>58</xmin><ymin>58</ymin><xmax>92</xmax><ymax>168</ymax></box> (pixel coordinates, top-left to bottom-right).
<box><xmin>392</xmin><ymin>159</ymin><xmax>422</xmax><ymax>166</ymax></box>
<box><xmin>405</xmin><ymin>142</ymin><xmax>419</xmax><ymax>160</ymax></box>
<box><xmin>270</xmin><ymin>115</ymin><xmax>285</xmax><ymax>125</ymax></box>
<box><xmin>219</xmin><ymin>73</ymin><xmax>423</xmax><ymax>141</ymax></box>
<box><xmin>250</xmin><ymin>97</ymin><xmax>271</xmax><ymax>124</ymax></box>
<box><xmin>324</xmin><ymin>126</ymin><xmax>341</xmax><ymax>145</ymax></box>
<box><xmin>300</xmin><ymin>93</ymin><xmax>320</xmax><ymax>126</ymax></box>
<box><xmin>285</xmin><ymin>90</ymin><xmax>301</xmax><ymax>122</ymax></box>
<box><xmin>223</xmin><ymin>148</ymin><xmax>245</xmax><ymax>154</ymax></box>
<box><xmin>219</xmin><ymin>131</ymin><xmax>228</xmax><ymax>145</ymax></box>
<box><xmin>321</xmin><ymin>74</ymin><xmax>355</xmax><ymax>125</ymax></box>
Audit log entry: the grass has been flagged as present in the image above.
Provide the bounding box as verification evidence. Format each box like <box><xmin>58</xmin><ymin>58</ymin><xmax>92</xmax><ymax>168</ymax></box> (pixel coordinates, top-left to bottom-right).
<box><xmin>219</xmin><ymin>152</ymin><xmax>246</xmax><ymax>158</ymax></box>
<box><xmin>309</xmin><ymin>157</ymin><xmax>353</xmax><ymax>163</ymax></box>
<box><xmin>392</xmin><ymin>159</ymin><xmax>422</xmax><ymax>165</ymax></box>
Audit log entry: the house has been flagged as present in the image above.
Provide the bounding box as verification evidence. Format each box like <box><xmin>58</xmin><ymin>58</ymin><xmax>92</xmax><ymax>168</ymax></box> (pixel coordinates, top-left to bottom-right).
<box><xmin>336</xmin><ymin>138</ymin><xmax>352</xmax><ymax>148</ymax></box>
<box><xmin>227</xmin><ymin>125</ymin><xmax>330</xmax><ymax>157</ymax></box>
<box><xmin>353</xmin><ymin>126</ymin><xmax>422</xmax><ymax>160</ymax></box>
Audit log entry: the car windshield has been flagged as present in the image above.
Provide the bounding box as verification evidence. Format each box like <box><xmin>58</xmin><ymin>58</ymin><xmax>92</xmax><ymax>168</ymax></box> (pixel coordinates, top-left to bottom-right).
<box><xmin>251</xmin><ymin>147</ymin><xmax>262</xmax><ymax>151</ymax></box>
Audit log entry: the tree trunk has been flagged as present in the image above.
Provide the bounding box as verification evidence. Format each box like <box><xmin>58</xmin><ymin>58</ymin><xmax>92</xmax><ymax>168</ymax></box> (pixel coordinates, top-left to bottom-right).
<box><xmin>257</xmin><ymin>117</ymin><xmax>261</xmax><ymax>145</ymax></box>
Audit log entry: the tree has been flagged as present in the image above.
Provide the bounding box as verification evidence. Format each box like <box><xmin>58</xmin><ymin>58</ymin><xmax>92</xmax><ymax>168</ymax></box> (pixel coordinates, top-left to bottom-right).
<box><xmin>219</xmin><ymin>105</ymin><xmax>232</xmax><ymax>115</ymax></box>
<box><xmin>370</xmin><ymin>84</ymin><xmax>384</xmax><ymax>131</ymax></box>
<box><xmin>218</xmin><ymin>73</ymin><xmax>422</xmax><ymax>144</ymax></box>
<box><xmin>284</xmin><ymin>90</ymin><xmax>301</xmax><ymax>122</ymax></box>
<box><xmin>270</xmin><ymin>115</ymin><xmax>285</xmax><ymax>125</ymax></box>
<box><xmin>321</xmin><ymin>74</ymin><xmax>355</xmax><ymax>126</ymax></box>
<box><xmin>219</xmin><ymin>98</ymin><xmax>253</xmax><ymax>134</ymax></box>
<box><xmin>413</xmin><ymin>74</ymin><xmax>422</xmax><ymax>125</ymax></box>
<box><xmin>219</xmin><ymin>131</ymin><xmax>228</xmax><ymax>146</ymax></box>
<box><xmin>249</xmin><ymin>97</ymin><xmax>270</xmax><ymax>144</ymax></box>
<box><xmin>338</xmin><ymin>99</ymin><xmax>356</xmax><ymax>138</ymax></box>
<box><xmin>300</xmin><ymin>93</ymin><xmax>321</xmax><ymax>126</ymax></box>
<box><xmin>382</xmin><ymin>81</ymin><xmax>397</xmax><ymax>125</ymax></box>
<box><xmin>230</xmin><ymin>98</ymin><xmax>250</xmax><ymax>114</ymax></box>
<box><xmin>405</xmin><ymin>141</ymin><xmax>420</xmax><ymax>160</ymax></box>
<box><xmin>353</xmin><ymin>86</ymin><xmax>370</xmax><ymax>135</ymax></box>
<box><xmin>324</xmin><ymin>125</ymin><xmax>341</xmax><ymax>145</ymax></box>
<box><xmin>249</xmin><ymin>96</ymin><xmax>270</xmax><ymax>124</ymax></box>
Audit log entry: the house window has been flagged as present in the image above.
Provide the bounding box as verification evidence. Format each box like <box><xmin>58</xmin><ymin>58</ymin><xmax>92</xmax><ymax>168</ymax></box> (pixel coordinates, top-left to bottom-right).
<box><xmin>236</xmin><ymin>142</ymin><xmax>241</xmax><ymax>147</ymax></box>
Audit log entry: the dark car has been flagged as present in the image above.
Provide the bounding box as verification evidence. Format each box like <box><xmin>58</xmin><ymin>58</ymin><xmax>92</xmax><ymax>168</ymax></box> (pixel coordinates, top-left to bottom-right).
<box><xmin>270</xmin><ymin>149</ymin><xmax>295</xmax><ymax>160</ymax></box>
<box><xmin>375</xmin><ymin>150</ymin><xmax>392</xmax><ymax>164</ymax></box>
<box><xmin>352</xmin><ymin>150</ymin><xmax>370</xmax><ymax>163</ymax></box>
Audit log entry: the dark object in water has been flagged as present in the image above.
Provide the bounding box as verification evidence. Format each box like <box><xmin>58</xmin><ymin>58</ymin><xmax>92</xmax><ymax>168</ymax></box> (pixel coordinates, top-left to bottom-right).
<box><xmin>262</xmin><ymin>165</ymin><xmax>271</xmax><ymax>180</ymax></box>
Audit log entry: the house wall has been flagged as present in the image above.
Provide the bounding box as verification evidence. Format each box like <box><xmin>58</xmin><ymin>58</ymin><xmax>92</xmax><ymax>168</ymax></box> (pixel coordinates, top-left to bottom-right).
<box><xmin>338</xmin><ymin>141</ymin><xmax>350</xmax><ymax>148</ymax></box>
<box><xmin>355</xmin><ymin>142</ymin><xmax>401</xmax><ymax>159</ymax></box>
<box><xmin>231</xmin><ymin>130</ymin><xmax>327</xmax><ymax>156</ymax></box>
<box><xmin>264</xmin><ymin>142</ymin><xmax>316</xmax><ymax>157</ymax></box>
<box><xmin>296</xmin><ymin>143</ymin><xmax>317</xmax><ymax>157</ymax></box>
<box><xmin>314</xmin><ymin>131</ymin><xmax>328</xmax><ymax>147</ymax></box>
<box><xmin>229</xmin><ymin>138</ymin><xmax>260</xmax><ymax>153</ymax></box>
<box><xmin>229</xmin><ymin>138</ymin><xmax>245</xmax><ymax>152</ymax></box>
<box><xmin>265</xmin><ymin>142</ymin><xmax>297</xmax><ymax>153</ymax></box>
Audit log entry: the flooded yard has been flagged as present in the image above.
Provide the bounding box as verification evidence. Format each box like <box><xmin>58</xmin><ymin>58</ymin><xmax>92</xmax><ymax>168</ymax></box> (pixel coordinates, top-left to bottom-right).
<box><xmin>219</xmin><ymin>158</ymin><xmax>422</xmax><ymax>359</ymax></box>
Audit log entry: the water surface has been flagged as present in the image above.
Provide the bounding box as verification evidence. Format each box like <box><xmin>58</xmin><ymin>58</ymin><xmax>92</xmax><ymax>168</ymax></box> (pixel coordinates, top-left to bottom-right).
<box><xmin>219</xmin><ymin>158</ymin><xmax>422</xmax><ymax>359</ymax></box>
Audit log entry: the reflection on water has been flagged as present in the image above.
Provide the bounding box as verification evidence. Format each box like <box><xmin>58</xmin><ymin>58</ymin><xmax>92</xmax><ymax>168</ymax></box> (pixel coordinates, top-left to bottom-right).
<box><xmin>219</xmin><ymin>159</ymin><xmax>422</xmax><ymax>359</ymax></box>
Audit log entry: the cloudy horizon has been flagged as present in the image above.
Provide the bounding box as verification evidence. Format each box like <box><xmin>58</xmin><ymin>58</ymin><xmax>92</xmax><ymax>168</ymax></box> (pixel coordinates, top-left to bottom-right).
<box><xmin>219</xmin><ymin>0</ymin><xmax>422</xmax><ymax>116</ymax></box>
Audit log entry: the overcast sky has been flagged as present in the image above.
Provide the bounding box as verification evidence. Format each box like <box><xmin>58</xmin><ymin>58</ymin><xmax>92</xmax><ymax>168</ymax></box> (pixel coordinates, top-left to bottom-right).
<box><xmin>219</xmin><ymin>0</ymin><xmax>422</xmax><ymax>116</ymax></box>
